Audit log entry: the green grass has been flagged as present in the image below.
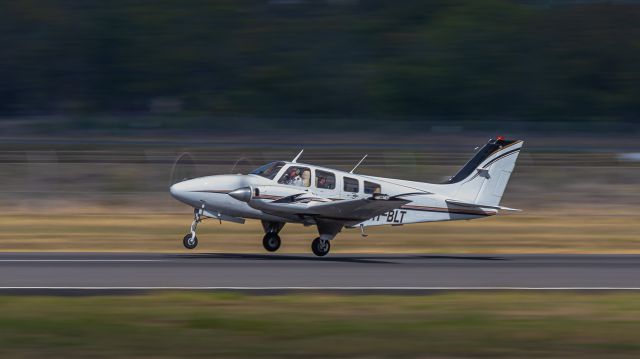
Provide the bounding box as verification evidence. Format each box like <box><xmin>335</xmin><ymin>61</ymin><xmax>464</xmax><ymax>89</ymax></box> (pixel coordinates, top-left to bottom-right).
<box><xmin>1</xmin><ymin>292</ymin><xmax>640</xmax><ymax>358</ymax></box>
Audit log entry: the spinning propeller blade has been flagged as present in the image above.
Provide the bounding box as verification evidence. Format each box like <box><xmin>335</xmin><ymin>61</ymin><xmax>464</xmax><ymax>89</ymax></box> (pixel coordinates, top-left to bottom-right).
<box><xmin>170</xmin><ymin>152</ymin><xmax>258</xmax><ymax>186</ymax></box>
<box><xmin>169</xmin><ymin>152</ymin><xmax>197</xmax><ymax>186</ymax></box>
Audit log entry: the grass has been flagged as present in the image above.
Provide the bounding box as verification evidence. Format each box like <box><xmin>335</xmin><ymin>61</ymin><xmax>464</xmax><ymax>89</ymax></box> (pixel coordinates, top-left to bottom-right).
<box><xmin>0</xmin><ymin>292</ymin><xmax>639</xmax><ymax>358</ymax></box>
<box><xmin>0</xmin><ymin>212</ymin><xmax>638</xmax><ymax>253</ymax></box>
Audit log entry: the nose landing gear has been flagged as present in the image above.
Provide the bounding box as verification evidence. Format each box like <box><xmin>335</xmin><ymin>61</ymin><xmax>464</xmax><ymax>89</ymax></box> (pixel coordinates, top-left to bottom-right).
<box><xmin>183</xmin><ymin>207</ymin><xmax>203</xmax><ymax>250</ymax></box>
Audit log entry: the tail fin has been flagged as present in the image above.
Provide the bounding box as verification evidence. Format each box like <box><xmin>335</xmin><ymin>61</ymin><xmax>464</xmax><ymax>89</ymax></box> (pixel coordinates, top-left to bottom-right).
<box><xmin>444</xmin><ymin>137</ymin><xmax>523</xmax><ymax>207</ymax></box>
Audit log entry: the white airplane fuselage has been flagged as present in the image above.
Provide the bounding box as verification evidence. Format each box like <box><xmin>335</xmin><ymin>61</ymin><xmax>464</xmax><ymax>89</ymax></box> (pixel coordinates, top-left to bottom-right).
<box><xmin>169</xmin><ymin>138</ymin><xmax>523</xmax><ymax>255</ymax></box>
<box><xmin>170</xmin><ymin>165</ymin><xmax>497</xmax><ymax>227</ymax></box>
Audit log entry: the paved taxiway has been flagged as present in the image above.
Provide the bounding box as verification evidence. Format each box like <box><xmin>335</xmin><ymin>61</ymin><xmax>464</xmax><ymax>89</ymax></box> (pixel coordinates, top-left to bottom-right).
<box><xmin>0</xmin><ymin>253</ymin><xmax>639</xmax><ymax>290</ymax></box>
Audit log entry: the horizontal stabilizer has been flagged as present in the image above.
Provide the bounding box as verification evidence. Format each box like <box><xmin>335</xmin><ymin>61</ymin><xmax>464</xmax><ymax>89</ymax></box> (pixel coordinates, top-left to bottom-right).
<box><xmin>445</xmin><ymin>199</ymin><xmax>521</xmax><ymax>212</ymax></box>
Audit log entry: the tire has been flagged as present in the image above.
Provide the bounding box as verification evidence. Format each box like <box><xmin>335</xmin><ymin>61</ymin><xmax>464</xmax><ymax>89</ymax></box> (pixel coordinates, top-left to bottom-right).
<box><xmin>183</xmin><ymin>233</ymin><xmax>198</xmax><ymax>249</ymax></box>
<box><xmin>263</xmin><ymin>233</ymin><xmax>281</xmax><ymax>252</ymax></box>
<box><xmin>311</xmin><ymin>237</ymin><xmax>330</xmax><ymax>257</ymax></box>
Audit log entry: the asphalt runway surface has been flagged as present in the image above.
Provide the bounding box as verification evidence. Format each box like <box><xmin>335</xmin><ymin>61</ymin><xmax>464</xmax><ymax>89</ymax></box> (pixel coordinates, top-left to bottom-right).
<box><xmin>0</xmin><ymin>253</ymin><xmax>639</xmax><ymax>292</ymax></box>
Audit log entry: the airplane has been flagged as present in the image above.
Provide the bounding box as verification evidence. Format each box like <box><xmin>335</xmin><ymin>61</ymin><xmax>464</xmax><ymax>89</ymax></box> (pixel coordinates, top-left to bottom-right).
<box><xmin>169</xmin><ymin>136</ymin><xmax>523</xmax><ymax>256</ymax></box>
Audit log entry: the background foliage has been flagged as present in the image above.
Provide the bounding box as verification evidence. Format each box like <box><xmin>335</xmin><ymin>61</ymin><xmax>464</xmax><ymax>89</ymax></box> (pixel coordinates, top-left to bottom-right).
<box><xmin>1</xmin><ymin>0</ymin><xmax>639</xmax><ymax>126</ymax></box>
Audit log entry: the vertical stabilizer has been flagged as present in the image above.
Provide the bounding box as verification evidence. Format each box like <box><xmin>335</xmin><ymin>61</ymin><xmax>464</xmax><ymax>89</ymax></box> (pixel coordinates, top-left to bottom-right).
<box><xmin>444</xmin><ymin>138</ymin><xmax>523</xmax><ymax>207</ymax></box>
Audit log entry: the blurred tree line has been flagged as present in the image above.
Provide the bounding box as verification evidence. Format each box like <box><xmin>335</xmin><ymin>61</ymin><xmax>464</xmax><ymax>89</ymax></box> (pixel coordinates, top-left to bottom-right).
<box><xmin>1</xmin><ymin>0</ymin><xmax>638</xmax><ymax>125</ymax></box>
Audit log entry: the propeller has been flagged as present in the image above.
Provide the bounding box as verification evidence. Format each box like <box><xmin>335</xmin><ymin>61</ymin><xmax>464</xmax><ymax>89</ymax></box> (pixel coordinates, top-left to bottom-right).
<box><xmin>169</xmin><ymin>152</ymin><xmax>198</xmax><ymax>186</ymax></box>
<box><xmin>169</xmin><ymin>152</ymin><xmax>258</xmax><ymax>186</ymax></box>
<box><xmin>229</xmin><ymin>155</ymin><xmax>255</xmax><ymax>175</ymax></box>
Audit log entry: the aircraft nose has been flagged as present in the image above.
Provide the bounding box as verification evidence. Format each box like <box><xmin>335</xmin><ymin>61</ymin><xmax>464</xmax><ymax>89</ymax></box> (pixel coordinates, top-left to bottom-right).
<box><xmin>169</xmin><ymin>181</ymin><xmax>187</xmax><ymax>200</ymax></box>
<box><xmin>170</xmin><ymin>175</ymin><xmax>247</xmax><ymax>207</ymax></box>
<box><xmin>170</xmin><ymin>180</ymin><xmax>200</xmax><ymax>206</ymax></box>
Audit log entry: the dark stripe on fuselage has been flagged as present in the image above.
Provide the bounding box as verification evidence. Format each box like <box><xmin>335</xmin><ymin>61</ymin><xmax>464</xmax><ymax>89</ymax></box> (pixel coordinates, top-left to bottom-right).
<box><xmin>318</xmin><ymin>206</ymin><xmax>493</xmax><ymax>223</ymax></box>
<box><xmin>400</xmin><ymin>204</ymin><xmax>494</xmax><ymax>216</ymax></box>
<box><xmin>254</xmin><ymin>195</ymin><xmax>283</xmax><ymax>200</ymax></box>
<box><xmin>191</xmin><ymin>190</ymin><xmax>231</xmax><ymax>194</ymax></box>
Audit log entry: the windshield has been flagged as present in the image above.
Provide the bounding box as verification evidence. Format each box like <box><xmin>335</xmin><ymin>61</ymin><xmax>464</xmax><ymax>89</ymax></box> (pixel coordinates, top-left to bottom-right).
<box><xmin>250</xmin><ymin>162</ymin><xmax>285</xmax><ymax>180</ymax></box>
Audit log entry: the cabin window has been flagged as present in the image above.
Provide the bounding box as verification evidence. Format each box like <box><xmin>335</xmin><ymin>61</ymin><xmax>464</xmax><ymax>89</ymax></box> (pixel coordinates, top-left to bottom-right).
<box><xmin>343</xmin><ymin>177</ymin><xmax>359</xmax><ymax>193</ymax></box>
<box><xmin>315</xmin><ymin>170</ymin><xmax>336</xmax><ymax>190</ymax></box>
<box><xmin>364</xmin><ymin>181</ymin><xmax>381</xmax><ymax>194</ymax></box>
<box><xmin>250</xmin><ymin>162</ymin><xmax>285</xmax><ymax>180</ymax></box>
<box><xmin>278</xmin><ymin>166</ymin><xmax>311</xmax><ymax>187</ymax></box>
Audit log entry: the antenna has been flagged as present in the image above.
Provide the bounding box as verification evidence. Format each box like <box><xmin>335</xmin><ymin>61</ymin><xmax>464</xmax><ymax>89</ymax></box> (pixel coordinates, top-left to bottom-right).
<box><xmin>350</xmin><ymin>154</ymin><xmax>368</xmax><ymax>173</ymax></box>
<box><xmin>292</xmin><ymin>149</ymin><xmax>304</xmax><ymax>163</ymax></box>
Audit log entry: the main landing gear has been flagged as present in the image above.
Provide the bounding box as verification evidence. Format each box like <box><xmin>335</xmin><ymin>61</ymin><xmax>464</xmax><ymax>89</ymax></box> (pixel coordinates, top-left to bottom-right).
<box><xmin>310</xmin><ymin>220</ymin><xmax>340</xmax><ymax>257</ymax></box>
<box><xmin>311</xmin><ymin>237</ymin><xmax>330</xmax><ymax>257</ymax></box>
<box><xmin>183</xmin><ymin>207</ymin><xmax>203</xmax><ymax>250</ymax></box>
<box><xmin>263</xmin><ymin>233</ymin><xmax>281</xmax><ymax>252</ymax></box>
<box><xmin>260</xmin><ymin>221</ymin><xmax>332</xmax><ymax>256</ymax></box>
<box><xmin>262</xmin><ymin>221</ymin><xmax>285</xmax><ymax>252</ymax></box>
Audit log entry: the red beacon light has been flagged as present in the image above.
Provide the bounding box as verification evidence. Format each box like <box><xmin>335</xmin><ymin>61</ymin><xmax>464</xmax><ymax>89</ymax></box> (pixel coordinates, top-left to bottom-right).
<box><xmin>496</xmin><ymin>135</ymin><xmax>505</xmax><ymax>141</ymax></box>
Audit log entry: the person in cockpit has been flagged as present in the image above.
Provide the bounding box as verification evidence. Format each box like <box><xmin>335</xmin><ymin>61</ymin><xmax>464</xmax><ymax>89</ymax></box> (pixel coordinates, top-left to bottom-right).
<box><xmin>287</xmin><ymin>168</ymin><xmax>303</xmax><ymax>186</ymax></box>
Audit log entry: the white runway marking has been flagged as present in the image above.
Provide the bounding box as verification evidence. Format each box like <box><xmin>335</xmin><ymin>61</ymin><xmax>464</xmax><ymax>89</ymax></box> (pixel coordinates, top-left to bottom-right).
<box><xmin>1</xmin><ymin>287</ymin><xmax>640</xmax><ymax>290</ymax></box>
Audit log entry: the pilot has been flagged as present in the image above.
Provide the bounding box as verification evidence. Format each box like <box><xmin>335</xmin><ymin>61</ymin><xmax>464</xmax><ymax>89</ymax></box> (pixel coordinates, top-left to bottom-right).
<box><xmin>289</xmin><ymin>168</ymin><xmax>304</xmax><ymax>186</ymax></box>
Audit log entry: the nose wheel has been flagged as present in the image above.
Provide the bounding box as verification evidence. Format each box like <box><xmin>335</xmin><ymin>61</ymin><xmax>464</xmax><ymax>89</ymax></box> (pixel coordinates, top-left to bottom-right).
<box><xmin>311</xmin><ymin>237</ymin><xmax>330</xmax><ymax>257</ymax></box>
<box><xmin>183</xmin><ymin>233</ymin><xmax>198</xmax><ymax>249</ymax></box>
<box><xmin>262</xmin><ymin>233</ymin><xmax>281</xmax><ymax>252</ymax></box>
<box><xmin>182</xmin><ymin>206</ymin><xmax>203</xmax><ymax>250</ymax></box>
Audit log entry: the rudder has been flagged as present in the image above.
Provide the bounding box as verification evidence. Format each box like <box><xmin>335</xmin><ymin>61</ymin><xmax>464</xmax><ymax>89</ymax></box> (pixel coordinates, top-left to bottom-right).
<box><xmin>444</xmin><ymin>137</ymin><xmax>523</xmax><ymax>207</ymax></box>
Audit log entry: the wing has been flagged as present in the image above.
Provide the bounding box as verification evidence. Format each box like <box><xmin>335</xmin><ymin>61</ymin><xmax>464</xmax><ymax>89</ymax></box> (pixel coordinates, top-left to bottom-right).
<box><xmin>253</xmin><ymin>195</ymin><xmax>410</xmax><ymax>222</ymax></box>
<box><xmin>308</xmin><ymin>197</ymin><xmax>410</xmax><ymax>221</ymax></box>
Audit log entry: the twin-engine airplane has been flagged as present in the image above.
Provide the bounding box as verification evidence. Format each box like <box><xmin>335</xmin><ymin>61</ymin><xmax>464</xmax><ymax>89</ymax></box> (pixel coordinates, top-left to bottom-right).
<box><xmin>170</xmin><ymin>137</ymin><xmax>523</xmax><ymax>256</ymax></box>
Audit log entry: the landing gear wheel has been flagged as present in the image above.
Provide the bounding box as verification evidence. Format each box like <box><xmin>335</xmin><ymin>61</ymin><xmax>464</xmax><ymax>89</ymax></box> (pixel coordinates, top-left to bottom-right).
<box><xmin>183</xmin><ymin>233</ymin><xmax>198</xmax><ymax>249</ymax></box>
<box><xmin>311</xmin><ymin>237</ymin><xmax>330</xmax><ymax>257</ymax></box>
<box><xmin>263</xmin><ymin>233</ymin><xmax>281</xmax><ymax>252</ymax></box>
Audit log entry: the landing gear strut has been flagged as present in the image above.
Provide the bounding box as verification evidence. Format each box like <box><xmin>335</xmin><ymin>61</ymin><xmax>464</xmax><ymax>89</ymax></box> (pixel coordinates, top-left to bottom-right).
<box><xmin>311</xmin><ymin>237</ymin><xmax>330</xmax><ymax>257</ymax></box>
<box><xmin>183</xmin><ymin>206</ymin><xmax>203</xmax><ymax>250</ymax></box>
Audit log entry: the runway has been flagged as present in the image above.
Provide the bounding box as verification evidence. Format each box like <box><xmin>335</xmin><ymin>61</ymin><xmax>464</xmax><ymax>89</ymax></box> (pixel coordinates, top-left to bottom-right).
<box><xmin>0</xmin><ymin>253</ymin><xmax>639</xmax><ymax>291</ymax></box>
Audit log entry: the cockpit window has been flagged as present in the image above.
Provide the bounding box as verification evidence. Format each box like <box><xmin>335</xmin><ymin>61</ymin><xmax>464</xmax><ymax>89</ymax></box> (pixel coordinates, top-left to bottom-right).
<box><xmin>250</xmin><ymin>162</ymin><xmax>285</xmax><ymax>180</ymax></box>
<box><xmin>316</xmin><ymin>170</ymin><xmax>336</xmax><ymax>190</ymax></box>
<box><xmin>278</xmin><ymin>166</ymin><xmax>311</xmax><ymax>187</ymax></box>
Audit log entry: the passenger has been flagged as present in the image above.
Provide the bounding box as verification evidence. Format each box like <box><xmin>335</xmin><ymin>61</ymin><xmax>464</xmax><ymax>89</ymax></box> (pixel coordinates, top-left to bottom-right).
<box><xmin>301</xmin><ymin>170</ymin><xmax>311</xmax><ymax>187</ymax></box>
<box><xmin>318</xmin><ymin>177</ymin><xmax>326</xmax><ymax>188</ymax></box>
